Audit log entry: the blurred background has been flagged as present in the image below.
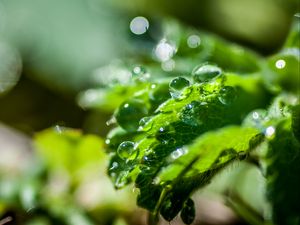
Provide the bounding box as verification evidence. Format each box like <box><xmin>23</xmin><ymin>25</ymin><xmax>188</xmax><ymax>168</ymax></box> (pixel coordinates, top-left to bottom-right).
<box><xmin>0</xmin><ymin>0</ymin><xmax>299</xmax><ymax>224</ymax></box>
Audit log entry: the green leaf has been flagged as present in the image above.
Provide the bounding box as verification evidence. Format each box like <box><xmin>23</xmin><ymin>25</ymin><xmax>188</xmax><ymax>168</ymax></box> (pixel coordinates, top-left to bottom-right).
<box><xmin>34</xmin><ymin>127</ymin><xmax>105</xmax><ymax>175</ymax></box>
<box><xmin>107</xmin><ymin>71</ymin><xmax>268</xmax><ymax>223</ymax></box>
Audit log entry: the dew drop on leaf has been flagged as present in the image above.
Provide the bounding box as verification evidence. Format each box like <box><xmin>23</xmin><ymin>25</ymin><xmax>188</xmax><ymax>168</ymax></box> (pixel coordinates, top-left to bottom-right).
<box><xmin>115</xmin><ymin>171</ymin><xmax>130</xmax><ymax>189</ymax></box>
<box><xmin>169</xmin><ymin>77</ymin><xmax>190</xmax><ymax>99</ymax></box>
<box><xmin>192</xmin><ymin>64</ymin><xmax>222</xmax><ymax>83</ymax></box>
<box><xmin>115</xmin><ymin>99</ymin><xmax>148</xmax><ymax>131</ymax></box>
<box><xmin>149</xmin><ymin>83</ymin><xmax>170</xmax><ymax>104</ymax></box>
<box><xmin>180</xmin><ymin>101</ymin><xmax>207</xmax><ymax>126</ymax></box>
<box><xmin>117</xmin><ymin>141</ymin><xmax>139</xmax><ymax>161</ymax></box>
<box><xmin>180</xmin><ymin>198</ymin><xmax>195</xmax><ymax>225</ymax></box>
<box><xmin>218</xmin><ymin>86</ymin><xmax>237</xmax><ymax>105</ymax></box>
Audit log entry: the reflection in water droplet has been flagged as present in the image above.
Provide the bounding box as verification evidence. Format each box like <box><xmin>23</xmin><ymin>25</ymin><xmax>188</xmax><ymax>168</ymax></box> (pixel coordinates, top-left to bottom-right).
<box><xmin>218</xmin><ymin>86</ymin><xmax>237</xmax><ymax>105</ymax></box>
<box><xmin>130</xmin><ymin>16</ymin><xmax>149</xmax><ymax>35</ymax></box>
<box><xmin>161</xmin><ymin>59</ymin><xmax>175</xmax><ymax>72</ymax></box>
<box><xmin>155</xmin><ymin>39</ymin><xmax>176</xmax><ymax>62</ymax></box>
<box><xmin>187</xmin><ymin>35</ymin><xmax>201</xmax><ymax>48</ymax></box>
<box><xmin>169</xmin><ymin>77</ymin><xmax>190</xmax><ymax>99</ymax></box>
<box><xmin>117</xmin><ymin>141</ymin><xmax>139</xmax><ymax>161</ymax></box>
<box><xmin>275</xmin><ymin>59</ymin><xmax>286</xmax><ymax>69</ymax></box>
<box><xmin>192</xmin><ymin>64</ymin><xmax>222</xmax><ymax>83</ymax></box>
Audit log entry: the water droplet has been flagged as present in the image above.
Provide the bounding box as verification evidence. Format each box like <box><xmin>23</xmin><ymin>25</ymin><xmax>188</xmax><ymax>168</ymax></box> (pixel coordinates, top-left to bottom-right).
<box><xmin>243</xmin><ymin>109</ymin><xmax>268</xmax><ymax>130</ymax></box>
<box><xmin>265</xmin><ymin>126</ymin><xmax>275</xmax><ymax>138</ymax></box>
<box><xmin>192</xmin><ymin>64</ymin><xmax>222</xmax><ymax>83</ymax></box>
<box><xmin>187</xmin><ymin>34</ymin><xmax>201</xmax><ymax>48</ymax></box>
<box><xmin>105</xmin><ymin>139</ymin><xmax>111</xmax><ymax>145</ymax></box>
<box><xmin>131</xmin><ymin>65</ymin><xmax>150</xmax><ymax>82</ymax></box>
<box><xmin>170</xmin><ymin>147</ymin><xmax>187</xmax><ymax>160</ymax></box>
<box><xmin>155</xmin><ymin>39</ymin><xmax>176</xmax><ymax>62</ymax></box>
<box><xmin>180</xmin><ymin>101</ymin><xmax>206</xmax><ymax>126</ymax></box>
<box><xmin>275</xmin><ymin>59</ymin><xmax>286</xmax><ymax>69</ymax></box>
<box><xmin>117</xmin><ymin>141</ymin><xmax>139</xmax><ymax>161</ymax></box>
<box><xmin>130</xmin><ymin>16</ymin><xmax>149</xmax><ymax>35</ymax></box>
<box><xmin>218</xmin><ymin>86</ymin><xmax>237</xmax><ymax>105</ymax></box>
<box><xmin>132</xmin><ymin>65</ymin><xmax>146</xmax><ymax>76</ymax></box>
<box><xmin>115</xmin><ymin>99</ymin><xmax>148</xmax><ymax>131</ymax></box>
<box><xmin>115</xmin><ymin>171</ymin><xmax>129</xmax><ymax>189</ymax></box>
<box><xmin>138</xmin><ymin>117</ymin><xmax>153</xmax><ymax>131</ymax></box>
<box><xmin>109</xmin><ymin>162</ymin><xmax>119</xmax><ymax>171</ymax></box>
<box><xmin>149</xmin><ymin>83</ymin><xmax>170</xmax><ymax>104</ymax></box>
<box><xmin>169</xmin><ymin>77</ymin><xmax>190</xmax><ymax>99</ymax></box>
<box><xmin>181</xmin><ymin>198</ymin><xmax>195</xmax><ymax>225</ymax></box>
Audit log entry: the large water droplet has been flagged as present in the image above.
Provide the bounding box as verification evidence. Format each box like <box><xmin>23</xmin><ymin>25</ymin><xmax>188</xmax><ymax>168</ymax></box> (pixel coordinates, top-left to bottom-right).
<box><xmin>117</xmin><ymin>141</ymin><xmax>139</xmax><ymax>161</ymax></box>
<box><xmin>115</xmin><ymin>99</ymin><xmax>148</xmax><ymax>131</ymax></box>
<box><xmin>169</xmin><ymin>77</ymin><xmax>190</xmax><ymax>99</ymax></box>
<box><xmin>218</xmin><ymin>86</ymin><xmax>237</xmax><ymax>105</ymax></box>
<box><xmin>149</xmin><ymin>83</ymin><xmax>170</xmax><ymax>105</ymax></box>
<box><xmin>192</xmin><ymin>64</ymin><xmax>222</xmax><ymax>83</ymax></box>
<box><xmin>180</xmin><ymin>198</ymin><xmax>195</xmax><ymax>225</ymax></box>
<box><xmin>180</xmin><ymin>101</ymin><xmax>207</xmax><ymax>126</ymax></box>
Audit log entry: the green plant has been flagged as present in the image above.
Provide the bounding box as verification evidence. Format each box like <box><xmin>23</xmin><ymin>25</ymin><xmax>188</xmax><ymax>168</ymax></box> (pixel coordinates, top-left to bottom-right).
<box><xmin>81</xmin><ymin>18</ymin><xmax>300</xmax><ymax>225</ymax></box>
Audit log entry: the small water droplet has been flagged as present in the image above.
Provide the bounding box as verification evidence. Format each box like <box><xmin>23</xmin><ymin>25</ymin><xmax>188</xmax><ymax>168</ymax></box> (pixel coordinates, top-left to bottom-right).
<box><xmin>169</xmin><ymin>77</ymin><xmax>190</xmax><ymax>99</ymax></box>
<box><xmin>218</xmin><ymin>86</ymin><xmax>237</xmax><ymax>105</ymax></box>
<box><xmin>265</xmin><ymin>126</ymin><xmax>275</xmax><ymax>138</ymax></box>
<box><xmin>275</xmin><ymin>59</ymin><xmax>286</xmax><ymax>69</ymax></box>
<box><xmin>180</xmin><ymin>101</ymin><xmax>206</xmax><ymax>126</ymax></box>
<box><xmin>192</xmin><ymin>64</ymin><xmax>222</xmax><ymax>83</ymax></box>
<box><xmin>187</xmin><ymin>34</ymin><xmax>201</xmax><ymax>48</ymax></box>
<box><xmin>117</xmin><ymin>141</ymin><xmax>139</xmax><ymax>161</ymax></box>
<box><xmin>132</xmin><ymin>65</ymin><xmax>146</xmax><ymax>76</ymax></box>
<box><xmin>243</xmin><ymin>109</ymin><xmax>268</xmax><ymax>131</ymax></box>
<box><xmin>155</xmin><ymin>39</ymin><xmax>176</xmax><ymax>62</ymax></box>
<box><xmin>130</xmin><ymin>16</ymin><xmax>149</xmax><ymax>35</ymax></box>
<box><xmin>109</xmin><ymin>162</ymin><xmax>119</xmax><ymax>171</ymax></box>
<box><xmin>170</xmin><ymin>147</ymin><xmax>187</xmax><ymax>160</ymax></box>
<box><xmin>105</xmin><ymin>139</ymin><xmax>111</xmax><ymax>145</ymax></box>
<box><xmin>115</xmin><ymin>171</ymin><xmax>129</xmax><ymax>189</ymax></box>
